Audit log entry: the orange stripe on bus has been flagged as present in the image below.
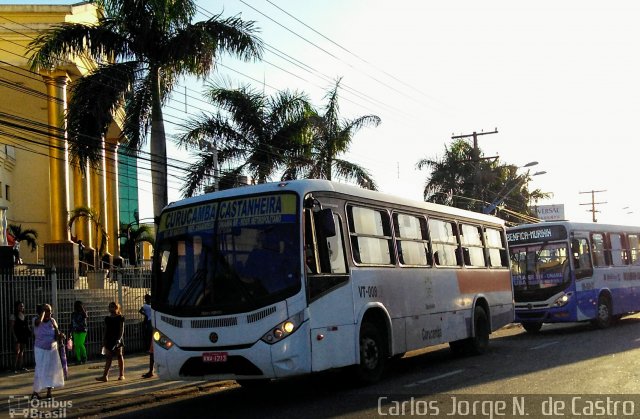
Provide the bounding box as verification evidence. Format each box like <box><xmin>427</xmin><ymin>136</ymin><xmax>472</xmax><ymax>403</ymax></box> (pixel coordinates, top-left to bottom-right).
<box><xmin>456</xmin><ymin>270</ymin><xmax>512</xmax><ymax>294</ymax></box>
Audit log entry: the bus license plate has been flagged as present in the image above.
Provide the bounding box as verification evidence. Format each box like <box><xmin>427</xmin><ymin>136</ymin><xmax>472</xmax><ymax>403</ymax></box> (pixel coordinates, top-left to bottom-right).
<box><xmin>203</xmin><ymin>352</ymin><xmax>228</xmax><ymax>363</ymax></box>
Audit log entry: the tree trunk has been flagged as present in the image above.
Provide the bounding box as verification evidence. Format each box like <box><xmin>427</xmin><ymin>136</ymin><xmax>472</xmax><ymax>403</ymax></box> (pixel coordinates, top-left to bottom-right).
<box><xmin>150</xmin><ymin>67</ymin><xmax>168</xmax><ymax>220</ymax></box>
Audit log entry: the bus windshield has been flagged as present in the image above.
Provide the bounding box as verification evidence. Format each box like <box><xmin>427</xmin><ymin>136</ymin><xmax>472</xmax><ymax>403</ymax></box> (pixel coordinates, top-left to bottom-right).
<box><xmin>509</xmin><ymin>242</ymin><xmax>571</xmax><ymax>300</ymax></box>
<box><xmin>153</xmin><ymin>193</ymin><xmax>301</xmax><ymax>315</ymax></box>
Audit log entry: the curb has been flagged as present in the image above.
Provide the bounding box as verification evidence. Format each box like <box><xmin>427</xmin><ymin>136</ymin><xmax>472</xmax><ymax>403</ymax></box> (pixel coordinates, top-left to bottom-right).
<box><xmin>66</xmin><ymin>380</ymin><xmax>236</xmax><ymax>418</ymax></box>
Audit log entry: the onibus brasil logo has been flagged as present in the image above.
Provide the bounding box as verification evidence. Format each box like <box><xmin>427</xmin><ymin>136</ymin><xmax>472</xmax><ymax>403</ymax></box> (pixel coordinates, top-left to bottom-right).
<box><xmin>8</xmin><ymin>395</ymin><xmax>72</xmax><ymax>418</ymax></box>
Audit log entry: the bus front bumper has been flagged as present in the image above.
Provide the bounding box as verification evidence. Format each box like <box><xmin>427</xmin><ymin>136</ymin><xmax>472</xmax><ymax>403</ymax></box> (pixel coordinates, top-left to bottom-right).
<box><xmin>515</xmin><ymin>302</ymin><xmax>576</xmax><ymax>323</ymax></box>
<box><xmin>154</xmin><ymin>322</ymin><xmax>311</xmax><ymax>381</ymax></box>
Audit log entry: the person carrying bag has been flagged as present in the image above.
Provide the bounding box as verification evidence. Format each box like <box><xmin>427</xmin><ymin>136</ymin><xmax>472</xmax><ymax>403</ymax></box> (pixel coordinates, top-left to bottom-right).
<box><xmin>96</xmin><ymin>302</ymin><xmax>125</xmax><ymax>382</ymax></box>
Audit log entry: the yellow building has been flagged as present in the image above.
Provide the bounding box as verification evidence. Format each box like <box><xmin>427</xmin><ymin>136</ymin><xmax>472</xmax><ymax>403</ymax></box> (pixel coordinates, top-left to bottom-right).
<box><xmin>0</xmin><ymin>3</ymin><xmax>135</xmax><ymax>267</ymax></box>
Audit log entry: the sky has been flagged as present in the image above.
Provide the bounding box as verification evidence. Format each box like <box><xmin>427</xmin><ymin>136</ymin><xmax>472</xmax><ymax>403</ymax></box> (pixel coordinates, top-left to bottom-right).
<box><xmin>9</xmin><ymin>0</ymin><xmax>640</xmax><ymax>224</ymax></box>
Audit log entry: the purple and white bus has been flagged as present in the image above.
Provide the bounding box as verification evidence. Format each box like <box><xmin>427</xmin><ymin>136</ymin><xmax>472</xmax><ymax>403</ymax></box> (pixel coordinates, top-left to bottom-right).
<box><xmin>508</xmin><ymin>221</ymin><xmax>640</xmax><ymax>332</ymax></box>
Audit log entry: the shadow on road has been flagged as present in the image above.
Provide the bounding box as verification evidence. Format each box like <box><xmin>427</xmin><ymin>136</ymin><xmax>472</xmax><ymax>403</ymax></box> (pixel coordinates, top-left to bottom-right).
<box><xmin>112</xmin><ymin>316</ymin><xmax>640</xmax><ymax>418</ymax></box>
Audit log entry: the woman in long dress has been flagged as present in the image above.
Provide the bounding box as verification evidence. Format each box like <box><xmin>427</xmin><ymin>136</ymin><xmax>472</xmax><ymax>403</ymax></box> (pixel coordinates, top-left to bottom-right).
<box><xmin>32</xmin><ymin>304</ymin><xmax>65</xmax><ymax>400</ymax></box>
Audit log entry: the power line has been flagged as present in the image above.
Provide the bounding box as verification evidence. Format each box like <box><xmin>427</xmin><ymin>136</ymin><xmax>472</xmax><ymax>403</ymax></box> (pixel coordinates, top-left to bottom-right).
<box><xmin>0</xmin><ymin>4</ymin><xmax>433</xmax><ymax>196</ymax></box>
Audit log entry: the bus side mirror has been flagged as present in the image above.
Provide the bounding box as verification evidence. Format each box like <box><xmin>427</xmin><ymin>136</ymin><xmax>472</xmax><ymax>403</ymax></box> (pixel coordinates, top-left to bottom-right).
<box><xmin>317</xmin><ymin>208</ymin><xmax>336</xmax><ymax>238</ymax></box>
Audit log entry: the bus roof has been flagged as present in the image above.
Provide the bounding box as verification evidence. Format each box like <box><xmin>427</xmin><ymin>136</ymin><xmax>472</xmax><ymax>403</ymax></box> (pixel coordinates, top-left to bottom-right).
<box><xmin>163</xmin><ymin>179</ymin><xmax>505</xmax><ymax>226</ymax></box>
<box><xmin>508</xmin><ymin>220</ymin><xmax>640</xmax><ymax>234</ymax></box>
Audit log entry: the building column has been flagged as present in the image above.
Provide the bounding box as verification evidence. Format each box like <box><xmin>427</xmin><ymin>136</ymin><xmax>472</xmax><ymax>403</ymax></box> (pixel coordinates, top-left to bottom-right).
<box><xmin>89</xmin><ymin>136</ymin><xmax>108</xmax><ymax>255</ymax></box>
<box><xmin>106</xmin><ymin>140</ymin><xmax>121</xmax><ymax>264</ymax></box>
<box><xmin>42</xmin><ymin>71</ymin><xmax>76</xmax><ymax>279</ymax></box>
<box><xmin>72</xmin><ymin>160</ymin><xmax>90</xmax><ymax>242</ymax></box>
<box><xmin>43</xmin><ymin>72</ymin><xmax>70</xmax><ymax>243</ymax></box>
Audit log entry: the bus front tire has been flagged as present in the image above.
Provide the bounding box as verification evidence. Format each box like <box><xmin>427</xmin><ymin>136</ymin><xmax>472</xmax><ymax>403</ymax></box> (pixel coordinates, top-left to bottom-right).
<box><xmin>521</xmin><ymin>322</ymin><xmax>543</xmax><ymax>333</ymax></box>
<box><xmin>449</xmin><ymin>306</ymin><xmax>490</xmax><ymax>356</ymax></box>
<box><xmin>354</xmin><ymin>322</ymin><xmax>387</xmax><ymax>385</ymax></box>
<box><xmin>593</xmin><ymin>295</ymin><xmax>612</xmax><ymax>329</ymax></box>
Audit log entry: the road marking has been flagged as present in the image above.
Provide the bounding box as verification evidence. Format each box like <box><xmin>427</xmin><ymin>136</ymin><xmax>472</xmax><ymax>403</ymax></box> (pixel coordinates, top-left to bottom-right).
<box><xmin>404</xmin><ymin>369</ymin><xmax>465</xmax><ymax>388</ymax></box>
<box><xmin>529</xmin><ymin>341</ymin><xmax>559</xmax><ymax>350</ymax></box>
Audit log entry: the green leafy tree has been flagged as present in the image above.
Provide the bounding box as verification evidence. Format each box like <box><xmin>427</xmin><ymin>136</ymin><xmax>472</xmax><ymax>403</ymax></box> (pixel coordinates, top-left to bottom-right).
<box><xmin>286</xmin><ymin>78</ymin><xmax>381</xmax><ymax>189</ymax></box>
<box><xmin>29</xmin><ymin>0</ymin><xmax>263</xmax><ymax>218</ymax></box>
<box><xmin>417</xmin><ymin>139</ymin><xmax>550</xmax><ymax>223</ymax></box>
<box><xmin>176</xmin><ymin>83</ymin><xmax>311</xmax><ymax>196</ymax></box>
<box><xmin>119</xmin><ymin>224</ymin><xmax>154</xmax><ymax>266</ymax></box>
<box><xmin>7</xmin><ymin>224</ymin><xmax>38</xmax><ymax>252</ymax></box>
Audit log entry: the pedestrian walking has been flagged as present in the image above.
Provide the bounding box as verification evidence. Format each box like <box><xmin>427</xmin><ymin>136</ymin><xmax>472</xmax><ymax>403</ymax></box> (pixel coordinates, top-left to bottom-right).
<box><xmin>70</xmin><ymin>300</ymin><xmax>88</xmax><ymax>364</ymax></box>
<box><xmin>32</xmin><ymin>304</ymin><xmax>65</xmax><ymax>400</ymax></box>
<box><xmin>139</xmin><ymin>294</ymin><xmax>154</xmax><ymax>378</ymax></box>
<box><xmin>96</xmin><ymin>302</ymin><xmax>125</xmax><ymax>382</ymax></box>
<box><xmin>9</xmin><ymin>300</ymin><xmax>30</xmax><ymax>373</ymax></box>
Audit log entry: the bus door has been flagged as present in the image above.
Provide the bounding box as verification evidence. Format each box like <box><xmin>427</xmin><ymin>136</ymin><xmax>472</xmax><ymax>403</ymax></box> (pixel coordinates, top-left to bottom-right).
<box><xmin>571</xmin><ymin>234</ymin><xmax>596</xmax><ymax>320</ymax></box>
<box><xmin>303</xmin><ymin>202</ymin><xmax>354</xmax><ymax>370</ymax></box>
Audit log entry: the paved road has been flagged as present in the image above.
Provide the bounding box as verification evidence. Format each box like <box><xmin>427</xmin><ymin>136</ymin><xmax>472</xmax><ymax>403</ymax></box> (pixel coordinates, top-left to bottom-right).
<box><xmin>106</xmin><ymin>315</ymin><xmax>640</xmax><ymax>418</ymax></box>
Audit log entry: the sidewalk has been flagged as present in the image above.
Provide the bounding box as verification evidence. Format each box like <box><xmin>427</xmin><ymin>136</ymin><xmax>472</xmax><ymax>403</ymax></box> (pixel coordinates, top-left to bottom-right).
<box><xmin>0</xmin><ymin>353</ymin><xmax>236</xmax><ymax>418</ymax></box>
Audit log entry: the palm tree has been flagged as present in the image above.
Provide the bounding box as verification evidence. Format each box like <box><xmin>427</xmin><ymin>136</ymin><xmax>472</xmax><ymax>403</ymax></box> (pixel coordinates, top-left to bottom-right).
<box><xmin>286</xmin><ymin>78</ymin><xmax>381</xmax><ymax>189</ymax></box>
<box><xmin>176</xmin><ymin>83</ymin><xmax>311</xmax><ymax>196</ymax></box>
<box><xmin>119</xmin><ymin>224</ymin><xmax>154</xmax><ymax>266</ymax></box>
<box><xmin>28</xmin><ymin>0</ymin><xmax>263</xmax><ymax>218</ymax></box>
<box><xmin>417</xmin><ymin>139</ymin><xmax>551</xmax><ymax>223</ymax></box>
<box><xmin>68</xmin><ymin>206</ymin><xmax>108</xmax><ymax>269</ymax></box>
<box><xmin>7</xmin><ymin>224</ymin><xmax>38</xmax><ymax>252</ymax></box>
<box><xmin>416</xmin><ymin>139</ymin><xmax>482</xmax><ymax>209</ymax></box>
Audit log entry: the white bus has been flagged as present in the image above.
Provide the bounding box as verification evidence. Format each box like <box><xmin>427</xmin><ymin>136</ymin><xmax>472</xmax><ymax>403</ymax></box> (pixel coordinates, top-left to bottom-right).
<box><xmin>508</xmin><ymin>221</ymin><xmax>640</xmax><ymax>332</ymax></box>
<box><xmin>151</xmin><ymin>180</ymin><xmax>513</xmax><ymax>384</ymax></box>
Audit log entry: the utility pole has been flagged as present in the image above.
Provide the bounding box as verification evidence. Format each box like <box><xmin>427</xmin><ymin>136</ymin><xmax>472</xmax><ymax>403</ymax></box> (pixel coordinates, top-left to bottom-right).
<box><xmin>451</xmin><ymin>128</ymin><xmax>499</xmax><ymax>210</ymax></box>
<box><xmin>580</xmin><ymin>190</ymin><xmax>607</xmax><ymax>222</ymax></box>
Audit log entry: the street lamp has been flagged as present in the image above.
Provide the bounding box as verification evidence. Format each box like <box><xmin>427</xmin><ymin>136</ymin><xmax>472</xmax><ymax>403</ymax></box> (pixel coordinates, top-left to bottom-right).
<box><xmin>483</xmin><ymin>162</ymin><xmax>545</xmax><ymax>215</ymax></box>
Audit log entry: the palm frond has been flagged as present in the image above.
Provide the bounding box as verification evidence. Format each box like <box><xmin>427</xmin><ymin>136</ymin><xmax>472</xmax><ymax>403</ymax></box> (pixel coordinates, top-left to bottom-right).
<box><xmin>7</xmin><ymin>224</ymin><xmax>38</xmax><ymax>252</ymax></box>
<box><xmin>67</xmin><ymin>62</ymin><xmax>138</xmax><ymax>169</ymax></box>
<box><xmin>122</xmin><ymin>72</ymin><xmax>153</xmax><ymax>150</ymax></box>
<box><xmin>166</xmin><ymin>14</ymin><xmax>263</xmax><ymax>78</ymax></box>
<box><xmin>28</xmin><ymin>22</ymin><xmax>130</xmax><ymax>71</ymax></box>
<box><xmin>333</xmin><ymin>159</ymin><xmax>378</xmax><ymax>190</ymax></box>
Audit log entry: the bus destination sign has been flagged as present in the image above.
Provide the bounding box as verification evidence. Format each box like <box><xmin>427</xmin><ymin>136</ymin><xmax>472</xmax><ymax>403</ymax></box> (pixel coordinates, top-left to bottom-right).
<box><xmin>507</xmin><ymin>225</ymin><xmax>567</xmax><ymax>245</ymax></box>
<box><xmin>158</xmin><ymin>193</ymin><xmax>297</xmax><ymax>237</ymax></box>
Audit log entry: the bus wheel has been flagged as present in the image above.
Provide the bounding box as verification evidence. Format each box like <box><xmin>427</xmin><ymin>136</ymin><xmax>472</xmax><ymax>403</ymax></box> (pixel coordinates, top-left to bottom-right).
<box><xmin>593</xmin><ymin>295</ymin><xmax>612</xmax><ymax>329</ymax></box>
<box><xmin>449</xmin><ymin>306</ymin><xmax>489</xmax><ymax>356</ymax></box>
<box><xmin>521</xmin><ymin>322</ymin><xmax>543</xmax><ymax>333</ymax></box>
<box><xmin>355</xmin><ymin>322</ymin><xmax>386</xmax><ymax>385</ymax></box>
<box><xmin>468</xmin><ymin>306</ymin><xmax>490</xmax><ymax>355</ymax></box>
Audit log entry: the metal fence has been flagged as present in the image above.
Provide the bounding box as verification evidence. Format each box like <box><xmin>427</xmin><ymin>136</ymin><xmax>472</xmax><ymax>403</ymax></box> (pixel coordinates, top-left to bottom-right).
<box><xmin>0</xmin><ymin>265</ymin><xmax>151</xmax><ymax>372</ymax></box>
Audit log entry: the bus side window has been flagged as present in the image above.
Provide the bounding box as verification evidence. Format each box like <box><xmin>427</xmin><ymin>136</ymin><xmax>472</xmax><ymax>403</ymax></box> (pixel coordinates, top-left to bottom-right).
<box><xmin>347</xmin><ymin>205</ymin><xmax>394</xmax><ymax>265</ymax></box>
<box><xmin>428</xmin><ymin>218</ymin><xmax>460</xmax><ymax>267</ymax></box>
<box><xmin>572</xmin><ymin>238</ymin><xmax>593</xmax><ymax>279</ymax></box>
<box><xmin>307</xmin><ymin>209</ymin><xmax>347</xmax><ymax>275</ymax></box>
<box><xmin>393</xmin><ymin>212</ymin><xmax>430</xmax><ymax>266</ymax></box>
<box><xmin>324</xmin><ymin>214</ymin><xmax>347</xmax><ymax>274</ymax></box>
<box><xmin>609</xmin><ymin>233</ymin><xmax>627</xmax><ymax>266</ymax></box>
<box><xmin>629</xmin><ymin>234</ymin><xmax>640</xmax><ymax>265</ymax></box>
<box><xmin>590</xmin><ymin>233</ymin><xmax>607</xmax><ymax>267</ymax></box>
<box><xmin>485</xmin><ymin>227</ymin><xmax>508</xmax><ymax>268</ymax></box>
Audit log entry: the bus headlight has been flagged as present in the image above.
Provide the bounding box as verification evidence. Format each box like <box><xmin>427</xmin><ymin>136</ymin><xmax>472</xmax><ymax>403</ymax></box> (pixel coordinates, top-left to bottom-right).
<box><xmin>153</xmin><ymin>329</ymin><xmax>174</xmax><ymax>350</ymax></box>
<box><xmin>261</xmin><ymin>312</ymin><xmax>305</xmax><ymax>344</ymax></box>
<box><xmin>553</xmin><ymin>293</ymin><xmax>572</xmax><ymax>307</ymax></box>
